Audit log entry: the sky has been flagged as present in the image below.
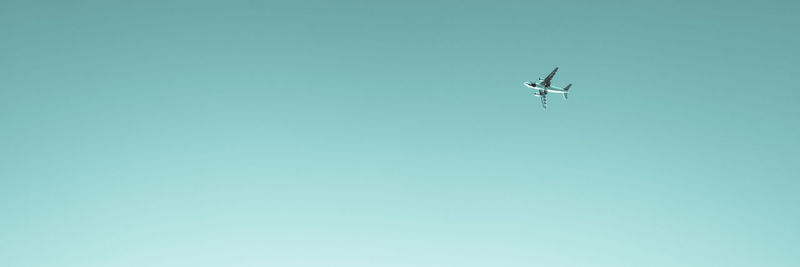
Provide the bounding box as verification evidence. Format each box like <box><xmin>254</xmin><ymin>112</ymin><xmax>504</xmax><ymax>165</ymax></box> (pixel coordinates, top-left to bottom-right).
<box><xmin>1</xmin><ymin>0</ymin><xmax>799</xmax><ymax>266</ymax></box>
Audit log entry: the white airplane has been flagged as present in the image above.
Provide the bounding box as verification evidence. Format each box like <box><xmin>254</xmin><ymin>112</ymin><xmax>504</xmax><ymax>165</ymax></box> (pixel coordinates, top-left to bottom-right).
<box><xmin>523</xmin><ymin>67</ymin><xmax>572</xmax><ymax>109</ymax></box>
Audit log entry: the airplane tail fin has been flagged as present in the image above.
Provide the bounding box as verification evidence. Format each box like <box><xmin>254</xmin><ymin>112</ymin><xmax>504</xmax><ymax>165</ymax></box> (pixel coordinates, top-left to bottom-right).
<box><xmin>563</xmin><ymin>84</ymin><xmax>571</xmax><ymax>100</ymax></box>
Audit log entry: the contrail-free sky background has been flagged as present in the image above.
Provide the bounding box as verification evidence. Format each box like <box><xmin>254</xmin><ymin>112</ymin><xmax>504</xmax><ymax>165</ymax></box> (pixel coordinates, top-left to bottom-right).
<box><xmin>2</xmin><ymin>0</ymin><xmax>799</xmax><ymax>266</ymax></box>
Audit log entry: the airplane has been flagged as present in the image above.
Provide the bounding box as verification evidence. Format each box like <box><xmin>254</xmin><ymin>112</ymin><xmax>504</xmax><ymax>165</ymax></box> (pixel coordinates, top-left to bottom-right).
<box><xmin>523</xmin><ymin>67</ymin><xmax>572</xmax><ymax>109</ymax></box>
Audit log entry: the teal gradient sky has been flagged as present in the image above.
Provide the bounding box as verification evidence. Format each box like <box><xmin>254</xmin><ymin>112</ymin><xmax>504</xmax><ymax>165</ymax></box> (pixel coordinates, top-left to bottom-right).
<box><xmin>2</xmin><ymin>0</ymin><xmax>799</xmax><ymax>266</ymax></box>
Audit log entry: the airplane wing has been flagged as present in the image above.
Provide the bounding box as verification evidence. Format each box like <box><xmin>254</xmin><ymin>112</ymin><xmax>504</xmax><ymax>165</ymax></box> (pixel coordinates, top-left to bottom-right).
<box><xmin>540</xmin><ymin>94</ymin><xmax>547</xmax><ymax>109</ymax></box>
<box><xmin>543</xmin><ymin>67</ymin><xmax>558</xmax><ymax>86</ymax></box>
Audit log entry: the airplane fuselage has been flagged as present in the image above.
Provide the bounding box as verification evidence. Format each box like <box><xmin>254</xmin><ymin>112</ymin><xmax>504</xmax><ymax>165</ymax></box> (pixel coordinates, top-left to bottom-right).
<box><xmin>524</xmin><ymin>82</ymin><xmax>568</xmax><ymax>94</ymax></box>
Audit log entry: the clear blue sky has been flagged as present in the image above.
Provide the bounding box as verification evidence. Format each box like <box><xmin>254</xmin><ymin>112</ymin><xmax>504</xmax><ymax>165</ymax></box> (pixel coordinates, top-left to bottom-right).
<box><xmin>2</xmin><ymin>0</ymin><xmax>799</xmax><ymax>266</ymax></box>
